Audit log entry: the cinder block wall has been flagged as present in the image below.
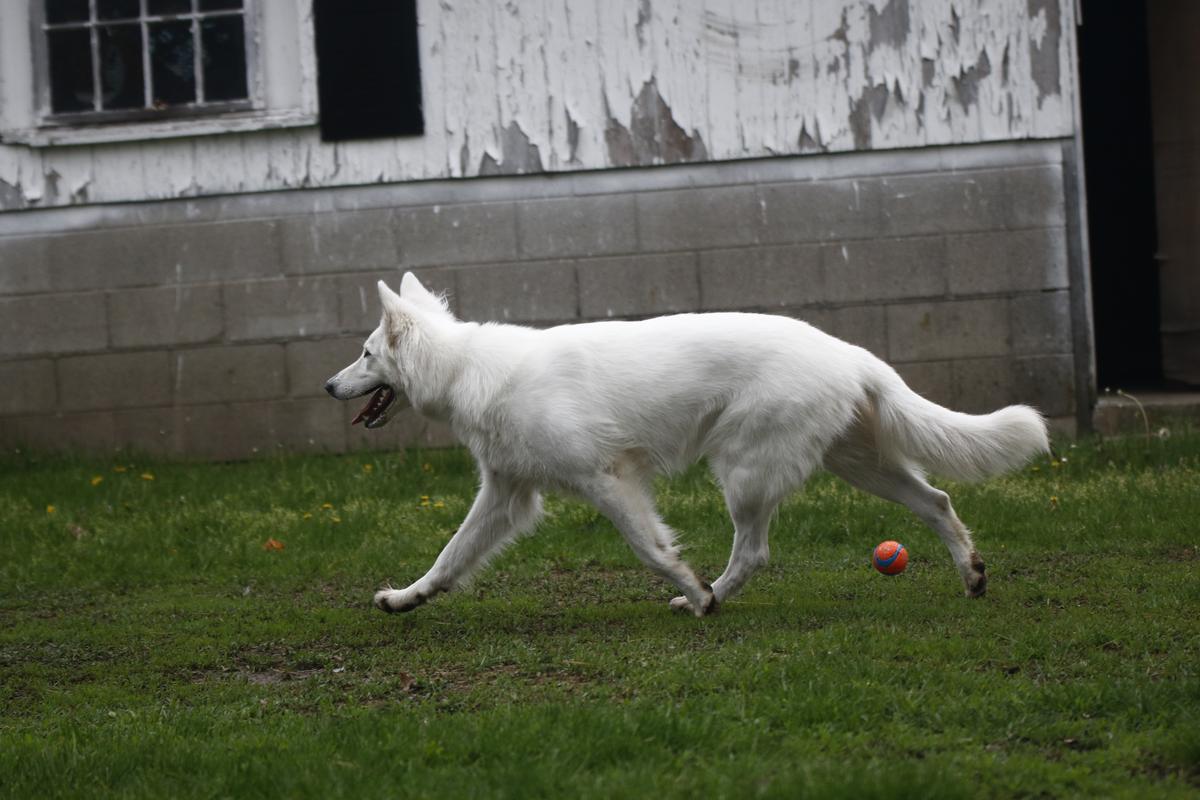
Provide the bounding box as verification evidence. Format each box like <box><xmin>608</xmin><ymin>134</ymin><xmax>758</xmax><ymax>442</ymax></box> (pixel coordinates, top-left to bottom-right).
<box><xmin>0</xmin><ymin>140</ymin><xmax>1081</xmax><ymax>459</ymax></box>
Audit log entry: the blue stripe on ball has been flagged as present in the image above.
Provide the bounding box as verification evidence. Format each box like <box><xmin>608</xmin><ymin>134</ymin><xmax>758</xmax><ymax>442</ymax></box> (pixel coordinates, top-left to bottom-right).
<box><xmin>875</xmin><ymin>545</ymin><xmax>904</xmax><ymax>568</ymax></box>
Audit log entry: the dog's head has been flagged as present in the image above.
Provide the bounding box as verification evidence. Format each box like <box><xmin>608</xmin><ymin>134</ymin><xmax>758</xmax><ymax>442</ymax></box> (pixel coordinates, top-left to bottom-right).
<box><xmin>324</xmin><ymin>273</ymin><xmax>450</xmax><ymax>429</ymax></box>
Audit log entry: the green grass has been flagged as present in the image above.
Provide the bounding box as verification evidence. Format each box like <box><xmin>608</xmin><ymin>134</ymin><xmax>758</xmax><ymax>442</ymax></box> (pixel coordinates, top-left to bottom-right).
<box><xmin>1</xmin><ymin>433</ymin><xmax>1198</xmax><ymax>799</ymax></box>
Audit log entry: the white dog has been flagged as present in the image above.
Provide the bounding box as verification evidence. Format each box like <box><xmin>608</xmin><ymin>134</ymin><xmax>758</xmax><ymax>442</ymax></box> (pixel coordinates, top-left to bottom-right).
<box><xmin>326</xmin><ymin>274</ymin><xmax>1048</xmax><ymax>616</ymax></box>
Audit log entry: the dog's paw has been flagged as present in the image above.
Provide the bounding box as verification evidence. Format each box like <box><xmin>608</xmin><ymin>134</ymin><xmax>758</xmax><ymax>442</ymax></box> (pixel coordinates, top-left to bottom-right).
<box><xmin>373</xmin><ymin>588</ymin><xmax>428</xmax><ymax>613</ymax></box>
<box><xmin>964</xmin><ymin>552</ymin><xmax>988</xmax><ymax>598</ymax></box>
<box><xmin>965</xmin><ymin>572</ymin><xmax>987</xmax><ymax>598</ymax></box>
<box><xmin>668</xmin><ymin>595</ymin><xmax>693</xmax><ymax>614</ymax></box>
<box><xmin>668</xmin><ymin>588</ymin><xmax>719</xmax><ymax>617</ymax></box>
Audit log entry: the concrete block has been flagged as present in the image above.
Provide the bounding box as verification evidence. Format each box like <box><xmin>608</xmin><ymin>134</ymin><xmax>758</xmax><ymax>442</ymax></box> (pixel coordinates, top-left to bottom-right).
<box><xmin>0</xmin><ymin>411</ymin><xmax>115</xmax><ymax>453</ymax></box>
<box><xmin>456</xmin><ymin>261</ymin><xmax>577</xmax><ymax>323</ymax></box>
<box><xmin>269</xmin><ymin>398</ymin><xmax>348</xmax><ymax>453</ymax></box>
<box><xmin>0</xmin><ymin>236</ymin><xmax>51</xmax><ymax>295</ymax></box>
<box><xmin>57</xmin><ymin>351</ymin><xmax>171</xmax><ymax>411</ymax></box>
<box><xmin>517</xmin><ymin>194</ymin><xmax>638</xmax><ymax>259</ymax></box>
<box><xmin>48</xmin><ymin>220</ymin><xmax>282</xmax><ymax>291</ymax></box>
<box><xmin>223</xmin><ymin>277</ymin><xmax>340</xmax><ymax>341</ymax></box>
<box><xmin>285</xmin><ymin>337</ymin><xmax>363</xmax><ymax>398</ymax></box>
<box><xmin>0</xmin><ymin>359</ymin><xmax>56</xmax><ymax>416</ymax></box>
<box><xmin>758</xmin><ymin>178</ymin><xmax>884</xmax><ymax>244</ymax></box>
<box><xmin>879</xmin><ymin>171</ymin><xmax>1007</xmax><ymax>236</ymax></box>
<box><xmin>171</xmin><ymin>220</ymin><xmax>284</xmax><ymax>283</ymax></box>
<box><xmin>894</xmin><ymin>360</ymin><xmax>956</xmax><ymax>407</ymax></box>
<box><xmin>578</xmin><ymin>253</ymin><xmax>699</xmax><ymax>318</ymax></box>
<box><xmin>0</xmin><ymin>293</ymin><xmax>107</xmax><ymax>358</ymax></box>
<box><xmin>793</xmin><ymin>308</ymin><xmax>836</xmax><ymax>336</ymax></box>
<box><xmin>1013</xmin><ymin>354</ymin><xmax>1075</xmax><ymax>417</ymax></box>
<box><xmin>699</xmin><ymin>245</ymin><xmax>822</xmax><ymax>310</ymax></box>
<box><xmin>636</xmin><ymin>185</ymin><xmax>761</xmax><ymax>252</ymax></box>
<box><xmin>393</xmin><ymin>202</ymin><xmax>518</xmax><ymax>268</ymax></box>
<box><xmin>278</xmin><ymin>209</ymin><xmax>399</xmax><ymax>275</ymax></box>
<box><xmin>112</xmin><ymin>406</ymin><xmax>179</xmax><ymax>457</ymax></box>
<box><xmin>177</xmin><ymin>402</ymin><xmax>278</xmax><ymax>460</ymax></box>
<box><xmin>1005</xmin><ymin>166</ymin><xmax>1066</xmax><ymax>229</ymax></box>
<box><xmin>887</xmin><ymin>298</ymin><xmax>1011</xmax><ymax>362</ymax></box>
<box><xmin>947</xmin><ymin>227</ymin><xmax>1068</xmax><ymax>295</ymax></box>
<box><xmin>821</xmin><ymin>236</ymin><xmax>946</xmax><ymax>303</ymax></box>
<box><xmin>953</xmin><ymin>357</ymin><xmax>1015</xmax><ymax>414</ymax></box>
<box><xmin>175</xmin><ymin>400</ymin><xmax>346</xmax><ymax>459</ymax></box>
<box><xmin>47</xmin><ymin>227</ymin><xmax>177</xmax><ymax>291</ymax></box>
<box><xmin>338</xmin><ymin>267</ymin><xmax>458</xmax><ymax>333</ymax></box>
<box><xmin>1011</xmin><ymin>291</ymin><xmax>1073</xmax><ymax>356</ymax></box>
<box><xmin>174</xmin><ymin>344</ymin><xmax>286</xmax><ymax>404</ymax></box>
<box><xmin>827</xmin><ymin>304</ymin><xmax>888</xmax><ymax>359</ymax></box>
<box><xmin>108</xmin><ymin>285</ymin><xmax>223</xmax><ymax>348</ymax></box>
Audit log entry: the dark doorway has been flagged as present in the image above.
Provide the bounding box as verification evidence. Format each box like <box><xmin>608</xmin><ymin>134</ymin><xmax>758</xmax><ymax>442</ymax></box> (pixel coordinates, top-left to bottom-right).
<box><xmin>1077</xmin><ymin>0</ymin><xmax>1163</xmax><ymax>389</ymax></box>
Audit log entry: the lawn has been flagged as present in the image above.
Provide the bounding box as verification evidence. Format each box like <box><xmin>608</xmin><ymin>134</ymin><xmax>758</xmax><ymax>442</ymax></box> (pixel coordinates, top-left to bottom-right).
<box><xmin>1</xmin><ymin>432</ymin><xmax>1198</xmax><ymax>799</ymax></box>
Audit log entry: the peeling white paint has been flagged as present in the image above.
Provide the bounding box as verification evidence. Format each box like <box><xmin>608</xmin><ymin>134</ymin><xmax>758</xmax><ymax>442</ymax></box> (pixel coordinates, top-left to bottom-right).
<box><xmin>0</xmin><ymin>0</ymin><xmax>1075</xmax><ymax>210</ymax></box>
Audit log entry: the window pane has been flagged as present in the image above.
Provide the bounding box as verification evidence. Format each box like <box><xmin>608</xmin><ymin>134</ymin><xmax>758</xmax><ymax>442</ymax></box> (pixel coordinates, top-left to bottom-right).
<box><xmin>45</xmin><ymin>0</ymin><xmax>90</xmax><ymax>25</ymax></box>
<box><xmin>199</xmin><ymin>0</ymin><xmax>242</xmax><ymax>10</ymax></box>
<box><xmin>97</xmin><ymin>0</ymin><xmax>141</xmax><ymax>20</ymax></box>
<box><xmin>48</xmin><ymin>28</ymin><xmax>93</xmax><ymax>112</ymax></box>
<box><xmin>98</xmin><ymin>24</ymin><xmax>145</xmax><ymax>109</ymax></box>
<box><xmin>149</xmin><ymin>0</ymin><xmax>193</xmax><ymax>14</ymax></box>
<box><xmin>150</xmin><ymin>21</ymin><xmax>196</xmax><ymax>106</ymax></box>
<box><xmin>201</xmin><ymin>16</ymin><xmax>247</xmax><ymax>101</ymax></box>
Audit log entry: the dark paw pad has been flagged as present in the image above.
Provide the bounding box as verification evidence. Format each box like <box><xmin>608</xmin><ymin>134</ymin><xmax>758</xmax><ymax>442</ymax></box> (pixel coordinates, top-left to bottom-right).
<box><xmin>377</xmin><ymin>591</ymin><xmax>428</xmax><ymax>613</ymax></box>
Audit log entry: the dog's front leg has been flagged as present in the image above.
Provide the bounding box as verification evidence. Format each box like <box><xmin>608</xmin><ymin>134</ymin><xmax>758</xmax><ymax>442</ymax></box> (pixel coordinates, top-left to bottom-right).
<box><xmin>374</xmin><ymin>471</ymin><xmax>541</xmax><ymax>613</ymax></box>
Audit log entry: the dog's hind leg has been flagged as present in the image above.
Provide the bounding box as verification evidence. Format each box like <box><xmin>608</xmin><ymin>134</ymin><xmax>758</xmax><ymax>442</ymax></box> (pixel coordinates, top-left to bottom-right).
<box><xmin>375</xmin><ymin>470</ymin><xmax>541</xmax><ymax>613</ymax></box>
<box><xmin>576</xmin><ymin>468</ymin><xmax>717</xmax><ymax>617</ymax></box>
<box><xmin>824</xmin><ymin>437</ymin><xmax>987</xmax><ymax>598</ymax></box>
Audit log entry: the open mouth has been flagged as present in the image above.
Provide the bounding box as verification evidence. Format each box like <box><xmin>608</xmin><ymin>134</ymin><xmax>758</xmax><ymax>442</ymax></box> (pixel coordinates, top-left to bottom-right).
<box><xmin>352</xmin><ymin>386</ymin><xmax>396</xmax><ymax>429</ymax></box>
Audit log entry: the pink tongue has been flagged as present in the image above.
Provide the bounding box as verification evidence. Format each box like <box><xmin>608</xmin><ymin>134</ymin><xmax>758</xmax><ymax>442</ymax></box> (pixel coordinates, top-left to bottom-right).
<box><xmin>352</xmin><ymin>387</ymin><xmax>387</xmax><ymax>425</ymax></box>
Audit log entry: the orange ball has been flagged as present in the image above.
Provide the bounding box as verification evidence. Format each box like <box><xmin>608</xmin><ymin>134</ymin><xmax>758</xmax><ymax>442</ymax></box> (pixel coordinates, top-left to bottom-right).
<box><xmin>873</xmin><ymin>540</ymin><xmax>908</xmax><ymax>575</ymax></box>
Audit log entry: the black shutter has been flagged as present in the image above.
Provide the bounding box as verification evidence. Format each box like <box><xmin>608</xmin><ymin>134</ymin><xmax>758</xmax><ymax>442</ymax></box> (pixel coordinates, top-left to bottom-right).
<box><xmin>312</xmin><ymin>0</ymin><xmax>424</xmax><ymax>142</ymax></box>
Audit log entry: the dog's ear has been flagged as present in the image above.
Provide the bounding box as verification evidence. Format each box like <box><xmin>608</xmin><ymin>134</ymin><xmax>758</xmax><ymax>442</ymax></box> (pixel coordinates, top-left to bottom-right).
<box><xmin>399</xmin><ymin>271</ymin><xmax>451</xmax><ymax>316</ymax></box>
<box><xmin>377</xmin><ymin>280</ymin><xmax>412</xmax><ymax>349</ymax></box>
<box><xmin>378</xmin><ymin>279</ymin><xmax>405</xmax><ymax>318</ymax></box>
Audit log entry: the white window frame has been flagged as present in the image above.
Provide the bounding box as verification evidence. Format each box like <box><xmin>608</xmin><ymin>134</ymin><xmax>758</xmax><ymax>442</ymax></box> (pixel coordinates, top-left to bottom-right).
<box><xmin>0</xmin><ymin>0</ymin><xmax>316</xmax><ymax>147</ymax></box>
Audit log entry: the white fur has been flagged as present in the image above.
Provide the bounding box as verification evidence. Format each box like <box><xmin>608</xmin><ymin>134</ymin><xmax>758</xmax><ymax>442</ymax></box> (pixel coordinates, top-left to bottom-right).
<box><xmin>326</xmin><ymin>275</ymin><xmax>1049</xmax><ymax>616</ymax></box>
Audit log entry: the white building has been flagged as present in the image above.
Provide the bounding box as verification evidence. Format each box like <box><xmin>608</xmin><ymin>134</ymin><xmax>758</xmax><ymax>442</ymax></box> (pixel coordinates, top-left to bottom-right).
<box><xmin>0</xmin><ymin>0</ymin><xmax>1195</xmax><ymax>457</ymax></box>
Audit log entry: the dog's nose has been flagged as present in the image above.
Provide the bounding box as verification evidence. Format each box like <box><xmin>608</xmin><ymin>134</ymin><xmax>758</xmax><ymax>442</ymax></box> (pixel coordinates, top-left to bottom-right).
<box><xmin>324</xmin><ymin>380</ymin><xmax>337</xmax><ymax>397</ymax></box>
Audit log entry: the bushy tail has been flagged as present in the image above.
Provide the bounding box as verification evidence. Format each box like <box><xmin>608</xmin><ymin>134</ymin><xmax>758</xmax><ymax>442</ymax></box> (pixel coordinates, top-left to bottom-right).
<box><xmin>871</xmin><ymin>369</ymin><xmax>1049</xmax><ymax>482</ymax></box>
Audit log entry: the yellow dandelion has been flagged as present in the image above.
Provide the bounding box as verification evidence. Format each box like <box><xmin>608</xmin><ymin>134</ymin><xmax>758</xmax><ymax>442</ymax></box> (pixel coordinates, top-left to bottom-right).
<box><xmin>90</xmin><ymin>475</ymin><xmax>104</xmax><ymax>487</ymax></box>
<box><xmin>433</xmin><ymin>500</ymin><xmax>445</xmax><ymax>509</ymax></box>
<box><xmin>113</xmin><ymin>465</ymin><xmax>127</xmax><ymax>473</ymax></box>
<box><xmin>1049</xmin><ymin>495</ymin><xmax>1060</xmax><ymax>509</ymax></box>
<box><xmin>422</xmin><ymin>463</ymin><xmax>433</xmax><ymax>472</ymax></box>
<box><xmin>46</xmin><ymin>505</ymin><xmax>56</xmax><ymax>514</ymax></box>
<box><xmin>420</xmin><ymin>495</ymin><xmax>430</xmax><ymax>501</ymax></box>
<box><xmin>321</xmin><ymin>502</ymin><xmax>333</xmax><ymax>509</ymax></box>
<box><xmin>331</xmin><ymin>516</ymin><xmax>342</xmax><ymax>524</ymax></box>
<box><xmin>140</xmin><ymin>472</ymin><xmax>155</xmax><ymax>481</ymax></box>
<box><xmin>362</xmin><ymin>463</ymin><xmax>374</xmax><ymax>473</ymax></box>
<box><xmin>1050</xmin><ymin>461</ymin><xmax>1060</xmax><ymax>469</ymax></box>
<box><xmin>1031</xmin><ymin>466</ymin><xmax>1040</xmax><ymax>472</ymax></box>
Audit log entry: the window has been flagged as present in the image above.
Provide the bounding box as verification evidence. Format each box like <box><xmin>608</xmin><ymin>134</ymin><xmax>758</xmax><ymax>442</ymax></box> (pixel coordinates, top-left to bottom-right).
<box><xmin>40</xmin><ymin>0</ymin><xmax>252</xmax><ymax>121</ymax></box>
<box><xmin>1</xmin><ymin>0</ymin><xmax>315</xmax><ymax>146</ymax></box>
